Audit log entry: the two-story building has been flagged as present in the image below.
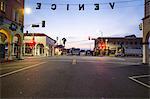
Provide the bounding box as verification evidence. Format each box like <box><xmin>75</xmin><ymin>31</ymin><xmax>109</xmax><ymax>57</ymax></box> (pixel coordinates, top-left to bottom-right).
<box><xmin>24</xmin><ymin>33</ymin><xmax>56</xmax><ymax>56</ymax></box>
<box><xmin>94</xmin><ymin>35</ymin><xmax>142</xmax><ymax>56</ymax></box>
<box><xmin>0</xmin><ymin>0</ymin><xmax>24</xmax><ymax>61</ymax></box>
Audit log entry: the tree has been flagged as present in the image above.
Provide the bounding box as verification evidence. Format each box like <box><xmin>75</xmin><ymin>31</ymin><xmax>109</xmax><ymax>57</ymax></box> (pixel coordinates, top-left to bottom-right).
<box><xmin>62</xmin><ymin>38</ymin><xmax>67</xmax><ymax>47</ymax></box>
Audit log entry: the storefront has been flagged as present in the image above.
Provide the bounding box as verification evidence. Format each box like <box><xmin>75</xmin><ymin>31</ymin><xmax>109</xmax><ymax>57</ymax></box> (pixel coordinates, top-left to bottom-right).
<box><xmin>0</xmin><ymin>20</ymin><xmax>24</xmax><ymax>61</ymax></box>
<box><xmin>24</xmin><ymin>33</ymin><xmax>56</xmax><ymax>56</ymax></box>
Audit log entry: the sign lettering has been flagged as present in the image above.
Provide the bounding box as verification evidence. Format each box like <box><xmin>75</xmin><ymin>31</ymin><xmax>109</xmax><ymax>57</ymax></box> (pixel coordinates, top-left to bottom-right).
<box><xmin>36</xmin><ymin>2</ymin><xmax>116</xmax><ymax>11</ymax></box>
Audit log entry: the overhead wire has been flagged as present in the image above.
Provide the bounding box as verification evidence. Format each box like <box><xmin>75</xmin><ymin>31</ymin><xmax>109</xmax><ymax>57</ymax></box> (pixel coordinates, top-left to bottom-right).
<box><xmin>29</xmin><ymin>0</ymin><xmax>142</xmax><ymax>5</ymax></box>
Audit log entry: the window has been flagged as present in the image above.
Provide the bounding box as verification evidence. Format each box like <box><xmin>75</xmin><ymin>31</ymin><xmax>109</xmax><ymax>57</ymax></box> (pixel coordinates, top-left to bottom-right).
<box><xmin>0</xmin><ymin>2</ymin><xmax>6</xmax><ymax>12</ymax></box>
<box><xmin>130</xmin><ymin>42</ymin><xmax>133</xmax><ymax>45</ymax></box>
<box><xmin>145</xmin><ymin>1</ymin><xmax>150</xmax><ymax>17</ymax></box>
<box><xmin>13</xmin><ymin>9</ymin><xmax>19</xmax><ymax>22</ymax></box>
<box><xmin>117</xmin><ymin>42</ymin><xmax>120</xmax><ymax>45</ymax></box>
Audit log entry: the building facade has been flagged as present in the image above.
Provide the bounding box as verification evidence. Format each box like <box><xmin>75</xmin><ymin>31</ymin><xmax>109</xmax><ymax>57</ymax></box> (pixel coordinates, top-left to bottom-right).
<box><xmin>24</xmin><ymin>33</ymin><xmax>56</xmax><ymax>56</ymax></box>
<box><xmin>143</xmin><ymin>0</ymin><xmax>150</xmax><ymax>64</ymax></box>
<box><xmin>0</xmin><ymin>0</ymin><xmax>24</xmax><ymax>61</ymax></box>
<box><xmin>94</xmin><ymin>35</ymin><xmax>142</xmax><ymax>56</ymax></box>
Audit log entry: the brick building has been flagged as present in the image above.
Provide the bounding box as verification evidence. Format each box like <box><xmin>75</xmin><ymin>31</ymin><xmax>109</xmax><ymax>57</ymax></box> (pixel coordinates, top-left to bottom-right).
<box><xmin>0</xmin><ymin>0</ymin><xmax>24</xmax><ymax>61</ymax></box>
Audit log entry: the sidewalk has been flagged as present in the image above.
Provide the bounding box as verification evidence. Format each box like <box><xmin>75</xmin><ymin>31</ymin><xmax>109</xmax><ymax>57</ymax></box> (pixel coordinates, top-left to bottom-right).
<box><xmin>23</xmin><ymin>55</ymin><xmax>48</xmax><ymax>59</ymax></box>
<box><xmin>0</xmin><ymin>56</ymin><xmax>46</xmax><ymax>64</ymax></box>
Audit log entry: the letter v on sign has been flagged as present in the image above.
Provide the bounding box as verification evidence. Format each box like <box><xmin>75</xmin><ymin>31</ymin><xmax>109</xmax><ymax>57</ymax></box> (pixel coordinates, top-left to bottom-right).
<box><xmin>109</xmin><ymin>2</ymin><xmax>115</xmax><ymax>9</ymax></box>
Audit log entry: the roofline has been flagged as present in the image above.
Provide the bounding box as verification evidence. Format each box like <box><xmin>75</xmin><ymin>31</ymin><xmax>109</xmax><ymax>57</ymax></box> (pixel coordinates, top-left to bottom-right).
<box><xmin>97</xmin><ymin>37</ymin><xmax>142</xmax><ymax>39</ymax></box>
<box><xmin>24</xmin><ymin>33</ymin><xmax>56</xmax><ymax>42</ymax></box>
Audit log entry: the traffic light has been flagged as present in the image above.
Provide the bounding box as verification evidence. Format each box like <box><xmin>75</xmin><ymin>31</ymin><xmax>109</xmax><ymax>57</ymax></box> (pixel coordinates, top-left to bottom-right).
<box><xmin>42</xmin><ymin>20</ymin><xmax>45</xmax><ymax>27</ymax></box>
<box><xmin>139</xmin><ymin>23</ymin><xmax>142</xmax><ymax>31</ymax></box>
<box><xmin>88</xmin><ymin>36</ymin><xmax>90</xmax><ymax>40</ymax></box>
<box><xmin>99</xmin><ymin>43</ymin><xmax>106</xmax><ymax>49</ymax></box>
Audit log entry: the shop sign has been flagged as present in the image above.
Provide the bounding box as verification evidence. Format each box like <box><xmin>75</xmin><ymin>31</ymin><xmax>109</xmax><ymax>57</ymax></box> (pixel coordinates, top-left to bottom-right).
<box><xmin>9</xmin><ymin>23</ymin><xmax>18</xmax><ymax>31</ymax></box>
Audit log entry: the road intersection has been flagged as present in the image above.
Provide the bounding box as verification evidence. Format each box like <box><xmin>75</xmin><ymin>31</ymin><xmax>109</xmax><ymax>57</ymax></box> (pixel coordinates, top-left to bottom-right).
<box><xmin>0</xmin><ymin>56</ymin><xmax>149</xmax><ymax>98</ymax></box>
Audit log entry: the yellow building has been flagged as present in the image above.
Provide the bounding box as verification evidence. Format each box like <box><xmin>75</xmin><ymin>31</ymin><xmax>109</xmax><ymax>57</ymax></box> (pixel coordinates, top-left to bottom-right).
<box><xmin>0</xmin><ymin>0</ymin><xmax>24</xmax><ymax>61</ymax></box>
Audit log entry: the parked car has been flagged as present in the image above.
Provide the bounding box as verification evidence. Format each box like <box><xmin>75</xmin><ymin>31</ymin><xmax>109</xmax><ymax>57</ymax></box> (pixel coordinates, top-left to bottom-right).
<box><xmin>115</xmin><ymin>52</ymin><xmax>124</xmax><ymax>57</ymax></box>
<box><xmin>72</xmin><ymin>48</ymin><xmax>80</xmax><ymax>55</ymax></box>
<box><xmin>86</xmin><ymin>50</ymin><xmax>93</xmax><ymax>56</ymax></box>
<box><xmin>80</xmin><ymin>50</ymin><xmax>86</xmax><ymax>56</ymax></box>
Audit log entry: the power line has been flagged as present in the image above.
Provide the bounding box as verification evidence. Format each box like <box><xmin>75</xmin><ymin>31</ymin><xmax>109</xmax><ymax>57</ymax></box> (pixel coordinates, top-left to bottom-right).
<box><xmin>31</xmin><ymin>4</ymin><xmax>144</xmax><ymax>10</ymax></box>
<box><xmin>29</xmin><ymin>0</ymin><xmax>142</xmax><ymax>5</ymax></box>
<box><xmin>28</xmin><ymin>0</ymin><xmax>144</xmax><ymax>10</ymax></box>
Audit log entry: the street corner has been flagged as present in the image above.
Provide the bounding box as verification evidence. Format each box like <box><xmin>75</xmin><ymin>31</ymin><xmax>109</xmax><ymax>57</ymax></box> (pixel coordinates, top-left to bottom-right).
<box><xmin>129</xmin><ymin>75</ymin><xmax>150</xmax><ymax>89</ymax></box>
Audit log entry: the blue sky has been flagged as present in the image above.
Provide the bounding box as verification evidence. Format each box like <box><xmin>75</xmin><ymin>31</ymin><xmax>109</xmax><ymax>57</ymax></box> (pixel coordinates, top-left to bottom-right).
<box><xmin>24</xmin><ymin>0</ymin><xmax>144</xmax><ymax>49</ymax></box>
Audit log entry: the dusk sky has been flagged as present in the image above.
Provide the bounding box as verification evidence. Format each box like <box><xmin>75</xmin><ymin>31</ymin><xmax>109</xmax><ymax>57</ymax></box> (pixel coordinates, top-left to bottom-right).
<box><xmin>24</xmin><ymin>0</ymin><xmax>144</xmax><ymax>49</ymax></box>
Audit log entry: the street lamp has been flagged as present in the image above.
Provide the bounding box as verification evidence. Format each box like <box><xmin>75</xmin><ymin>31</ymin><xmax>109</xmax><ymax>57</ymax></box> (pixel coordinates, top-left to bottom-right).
<box><xmin>24</xmin><ymin>7</ymin><xmax>32</xmax><ymax>14</ymax></box>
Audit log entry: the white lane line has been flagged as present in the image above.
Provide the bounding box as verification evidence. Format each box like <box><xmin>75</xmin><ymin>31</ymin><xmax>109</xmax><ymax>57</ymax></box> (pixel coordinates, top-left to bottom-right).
<box><xmin>129</xmin><ymin>75</ymin><xmax>150</xmax><ymax>88</ymax></box>
<box><xmin>77</xmin><ymin>61</ymin><xmax>140</xmax><ymax>65</ymax></box>
<box><xmin>0</xmin><ymin>62</ymin><xmax>46</xmax><ymax>78</ymax></box>
<box><xmin>49</xmin><ymin>60</ymin><xmax>71</xmax><ymax>62</ymax></box>
<box><xmin>105</xmin><ymin>62</ymin><xmax>140</xmax><ymax>65</ymax></box>
<box><xmin>131</xmin><ymin>75</ymin><xmax>150</xmax><ymax>79</ymax></box>
<box><xmin>113</xmin><ymin>58</ymin><xmax>125</xmax><ymax>61</ymax></box>
<box><xmin>72</xmin><ymin>59</ymin><xmax>77</xmax><ymax>65</ymax></box>
<box><xmin>0</xmin><ymin>66</ymin><xmax>27</xmax><ymax>70</ymax></box>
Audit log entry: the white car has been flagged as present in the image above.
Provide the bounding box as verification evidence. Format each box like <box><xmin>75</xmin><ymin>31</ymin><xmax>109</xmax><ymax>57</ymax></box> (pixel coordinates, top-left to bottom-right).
<box><xmin>80</xmin><ymin>50</ymin><xmax>86</xmax><ymax>56</ymax></box>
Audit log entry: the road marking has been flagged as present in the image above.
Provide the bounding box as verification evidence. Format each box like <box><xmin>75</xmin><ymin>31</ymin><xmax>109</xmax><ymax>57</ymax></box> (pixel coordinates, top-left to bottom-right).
<box><xmin>77</xmin><ymin>61</ymin><xmax>140</xmax><ymax>65</ymax></box>
<box><xmin>129</xmin><ymin>75</ymin><xmax>150</xmax><ymax>88</ymax></box>
<box><xmin>72</xmin><ymin>59</ymin><xmax>77</xmax><ymax>65</ymax></box>
<box><xmin>0</xmin><ymin>62</ymin><xmax>46</xmax><ymax>78</ymax></box>
<box><xmin>105</xmin><ymin>62</ymin><xmax>140</xmax><ymax>65</ymax></box>
<box><xmin>113</xmin><ymin>57</ymin><xmax>125</xmax><ymax>61</ymax></box>
<box><xmin>49</xmin><ymin>59</ymin><xmax>71</xmax><ymax>62</ymax></box>
<box><xmin>0</xmin><ymin>66</ymin><xmax>27</xmax><ymax>70</ymax></box>
<box><xmin>130</xmin><ymin>75</ymin><xmax>150</xmax><ymax>79</ymax></box>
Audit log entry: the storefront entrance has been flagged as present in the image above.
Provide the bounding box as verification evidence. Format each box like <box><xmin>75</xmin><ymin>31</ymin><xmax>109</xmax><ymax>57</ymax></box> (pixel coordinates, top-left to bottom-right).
<box><xmin>36</xmin><ymin>44</ymin><xmax>44</xmax><ymax>56</ymax></box>
<box><xmin>0</xmin><ymin>33</ymin><xmax>8</xmax><ymax>60</ymax></box>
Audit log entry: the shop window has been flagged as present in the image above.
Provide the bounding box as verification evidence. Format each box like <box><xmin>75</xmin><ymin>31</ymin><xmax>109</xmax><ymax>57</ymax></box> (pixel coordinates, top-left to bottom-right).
<box><xmin>25</xmin><ymin>44</ymin><xmax>32</xmax><ymax>54</ymax></box>
<box><xmin>117</xmin><ymin>42</ymin><xmax>120</xmax><ymax>45</ymax></box>
<box><xmin>0</xmin><ymin>2</ymin><xmax>6</xmax><ymax>12</ymax></box>
<box><xmin>130</xmin><ymin>42</ymin><xmax>133</xmax><ymax>45</ymax></box>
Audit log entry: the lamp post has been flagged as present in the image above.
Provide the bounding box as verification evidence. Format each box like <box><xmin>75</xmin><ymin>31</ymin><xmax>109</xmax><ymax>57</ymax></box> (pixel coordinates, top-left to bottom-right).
<box><xmin>24</xmin><ymin>7</ymin><xmax>32</xmax><ymax>15</ymax></box>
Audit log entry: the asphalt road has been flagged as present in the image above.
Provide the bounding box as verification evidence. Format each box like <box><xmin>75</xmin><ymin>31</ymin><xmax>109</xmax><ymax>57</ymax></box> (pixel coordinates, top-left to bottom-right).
<box><xmin>0</xmin><ymin>56</ymin><xmax>150</xmax><ymax>98</ymax></box>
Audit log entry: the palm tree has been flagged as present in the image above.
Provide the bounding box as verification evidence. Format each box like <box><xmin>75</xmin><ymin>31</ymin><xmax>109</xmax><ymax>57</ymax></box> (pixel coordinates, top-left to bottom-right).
<box><xmin>62</xmin><ymin>38</ymin><xmax>67</xmax><ymax>47</ymax></box>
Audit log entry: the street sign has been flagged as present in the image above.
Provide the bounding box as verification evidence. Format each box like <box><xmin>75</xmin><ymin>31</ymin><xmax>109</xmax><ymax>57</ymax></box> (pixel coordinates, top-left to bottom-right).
<box><xmin>32</xmin><ymin>24</ymin><xmax>40</xmax><ymax>27</ymax></box>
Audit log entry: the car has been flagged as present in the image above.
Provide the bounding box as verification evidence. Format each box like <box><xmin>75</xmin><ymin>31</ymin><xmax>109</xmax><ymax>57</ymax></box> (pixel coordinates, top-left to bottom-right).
<box><xmin>86</xmin><ymin>50</ymin><xmax>93</xmax><ymax>56</ymax></box>
<box><xmin>115</xmin><ymin>52</ymin><xmax>124</xmax><ymax>57</ymax></box>
<box><xmin>80</xmin><ymin>50</ymin><xmax>86</xmax><ymax>56</ymax></box>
